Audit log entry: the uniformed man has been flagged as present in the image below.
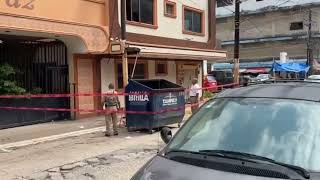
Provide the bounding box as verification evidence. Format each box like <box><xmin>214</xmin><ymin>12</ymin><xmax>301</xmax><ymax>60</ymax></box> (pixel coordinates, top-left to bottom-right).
<box><xmin>103</xmin><ymin>83</ymin><xmax>120</xmax><ymax>137</ymax></box>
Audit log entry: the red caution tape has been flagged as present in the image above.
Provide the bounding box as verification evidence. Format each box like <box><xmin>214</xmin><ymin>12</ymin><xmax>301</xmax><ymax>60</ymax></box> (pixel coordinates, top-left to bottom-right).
<box><xmin>0</xmin><ymin>83</ymin><xmax>238</xmax><ymax>99</ymax></box>
<box><xmin>0</xmin><ymin>100</ymin><xmax>207</xmax><ymax>115</ymax></box>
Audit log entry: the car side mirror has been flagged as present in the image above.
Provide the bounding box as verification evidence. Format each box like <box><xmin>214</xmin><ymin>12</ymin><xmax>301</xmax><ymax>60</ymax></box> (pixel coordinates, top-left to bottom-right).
<box><xmin>160</xmin><ymin>127</ymin><xmax>172</xmax><ymax>144</ymax></box>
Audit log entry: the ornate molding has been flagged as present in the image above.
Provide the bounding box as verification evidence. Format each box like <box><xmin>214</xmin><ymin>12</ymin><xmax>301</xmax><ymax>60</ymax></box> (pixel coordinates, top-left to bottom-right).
<box><xmin>0</xmin><ymin>13</ymin><xmax>109</xmax><ymax>53</ymax></box>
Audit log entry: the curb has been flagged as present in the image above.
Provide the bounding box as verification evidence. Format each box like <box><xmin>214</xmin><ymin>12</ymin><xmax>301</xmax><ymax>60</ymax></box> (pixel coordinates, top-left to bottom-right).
<box><xmin>0</xmin><ymin>126</ymin><xmax>105</xmax><ymax>150</ymax></box>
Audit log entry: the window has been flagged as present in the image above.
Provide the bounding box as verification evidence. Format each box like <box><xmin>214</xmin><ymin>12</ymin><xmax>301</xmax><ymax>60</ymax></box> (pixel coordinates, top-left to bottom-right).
<box><xmin>126</xmin><ymin>0</ymin><xmax>156</xmax><ymax>27</ymax></box>
<box><xmin>217</xmin><ymin>0</ymin><xmax>233</xmax><ymax>7</ymax></box>
<box><xmin>164</xmin><ymin>0</ymin><xmax>176</xmax><ymax>18</ymax></box>
<box><xmin>290</xmin><ymin>22</ymin><xmax>303</xmax><ymax>30</ymax></box>
<box><xmin>155</xmin><ymin>61</ymin><xmax>168</xmax><ymax>75</ymax></box>
<box><xmin>183</xmin><ymin>6</ymin><xmax>204</xmax><ymax>35</ymax></box>
<box><xmin>116</xmin><ymin>62</ymin><xmax>147</xmax><ymax>89</ymax></box>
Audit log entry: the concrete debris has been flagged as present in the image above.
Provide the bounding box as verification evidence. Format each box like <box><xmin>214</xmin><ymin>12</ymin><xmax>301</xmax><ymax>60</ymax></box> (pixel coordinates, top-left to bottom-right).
<box><xmin>61</xmin><ymin>162</ymin><xmax>87</xmax><ymax>171</ymax></box>
<box><xmin>47</xmin><ymin>167</ymin><xmax>60</xmax><ymax>173</ymax></box>
<box><xmin>86</xmin><ymin>158</ymin><xmax>100</xmax><ymax>164</ymax></box>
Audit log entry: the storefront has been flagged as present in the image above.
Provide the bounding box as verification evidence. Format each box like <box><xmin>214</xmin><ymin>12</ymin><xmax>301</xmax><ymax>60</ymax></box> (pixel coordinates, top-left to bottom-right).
<box><xmin>101</xmin><ymin>42</ymin><xmax>226</xmax><ymax>107</ymax></box>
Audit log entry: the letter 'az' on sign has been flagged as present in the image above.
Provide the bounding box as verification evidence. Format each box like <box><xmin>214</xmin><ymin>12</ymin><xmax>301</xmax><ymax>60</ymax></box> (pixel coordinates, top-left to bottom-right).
<box><xmin>5</xmin><ymin>0</ymin><xmax>35</xmax><ymax>10</ymax></box>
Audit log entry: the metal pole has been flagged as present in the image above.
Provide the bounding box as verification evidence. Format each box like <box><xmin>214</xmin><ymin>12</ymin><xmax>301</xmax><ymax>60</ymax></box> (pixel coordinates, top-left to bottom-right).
<box><xmin>121</xmin><ymin>0</ymin><xmax>129</xmax><ymax>87</ymax></box>
<box><xmin>121</xmin><ymin>0</ymin><xmax>126</xmax><ymax>40</ymax></box>
<box><xmin>233</xmin><ymin>0</ymin><xmax>240</xmax><ymax>84</ymax></box>
<box><xmin>131</xmin><ymin>53</ymin><xmax>139</xmax><ymax>79</ymax></box>
<box><xmin>307</xmin><ymin>9</ymin><xmax>313</xmax><ymax>75</ymax></box>
<box><xmin>72</xmin><ymin>83</ymin><xmax>76</xmax><ymax>120</ymax></box>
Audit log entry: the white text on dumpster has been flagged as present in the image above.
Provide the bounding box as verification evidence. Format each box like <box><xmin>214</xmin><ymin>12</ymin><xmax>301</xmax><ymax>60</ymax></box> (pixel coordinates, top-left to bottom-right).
<box><xmin>129</xmin><ymin>92</ymin><xmax>149</xmax><ymax>102</ymax></box>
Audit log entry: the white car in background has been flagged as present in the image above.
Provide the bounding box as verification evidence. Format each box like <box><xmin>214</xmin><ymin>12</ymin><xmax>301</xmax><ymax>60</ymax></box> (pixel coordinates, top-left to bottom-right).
<box><xmin>255</xmin><ymin>74</ymin><xmax>270</xmax><ymax>82</ymax></box>
<box><xmin>305</xmin><ymin>75</ymin><xmax>320</xmax><ymax>82</ymax></box>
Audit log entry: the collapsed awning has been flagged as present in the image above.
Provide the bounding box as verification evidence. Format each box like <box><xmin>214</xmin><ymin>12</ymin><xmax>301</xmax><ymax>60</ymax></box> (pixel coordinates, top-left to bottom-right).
<box><xmin>271</xmin><ymin>62</ymin><xmax>310</xmax><ymax>73</ymax></box>
<box><xmin>127</xmin><ymin>43</ymin><xmax>227</xmax><ymax>61</ymax></box>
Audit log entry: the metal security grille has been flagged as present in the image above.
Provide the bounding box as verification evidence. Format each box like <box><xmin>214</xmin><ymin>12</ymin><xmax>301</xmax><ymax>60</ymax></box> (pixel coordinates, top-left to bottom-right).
<box><xmin>0</xmin><ymin>40</ymin><xmax>69</xmax><ymax>94</ymax></box>
<box><xmin>0</xmin><ymin>35</ymin><xmax>70</xmax><ymax>129</ymax></box>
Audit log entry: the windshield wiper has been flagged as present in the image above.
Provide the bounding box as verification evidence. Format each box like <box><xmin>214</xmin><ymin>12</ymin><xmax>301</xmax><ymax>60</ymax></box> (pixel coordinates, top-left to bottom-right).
<box><xmin>199</xmin><ymin>150</ymin><xmax>310</xmax><ymax>179</ymax></box>
<box><xmin>165</xmin><ymin>149</ymin><xmax>257</xmax><ymax>163</ymax></box>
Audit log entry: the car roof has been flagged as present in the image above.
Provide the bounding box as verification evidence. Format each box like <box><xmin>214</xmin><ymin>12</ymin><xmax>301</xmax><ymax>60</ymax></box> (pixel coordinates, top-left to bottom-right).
<box><xmin>216</xmin><ymin>82</ymin><xmax>320</xmax><ymax>102</ymax></box>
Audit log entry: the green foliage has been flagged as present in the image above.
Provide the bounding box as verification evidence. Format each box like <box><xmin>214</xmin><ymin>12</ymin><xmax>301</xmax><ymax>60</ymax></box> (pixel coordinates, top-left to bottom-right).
<box><xmin>0</xmin><ymin>64</ymin><xmax>26</xmax><ymax>95</ymax></box>
<box><xmin>31</xmin><ymin>87</ymin><xmax>42</xmax><ymax>94</ymax></box>
<box><xmin>203</xmin><ymin>91</ymin><xmax>215</xmax><ymax>99</ymax></box>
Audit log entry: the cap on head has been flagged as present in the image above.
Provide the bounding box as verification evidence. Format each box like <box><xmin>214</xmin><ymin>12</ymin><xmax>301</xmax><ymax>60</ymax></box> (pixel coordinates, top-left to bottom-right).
<box><xmin>108</xmin><ymin>83</ymin><xmax>115</xmax><ymax>89</ymax></box>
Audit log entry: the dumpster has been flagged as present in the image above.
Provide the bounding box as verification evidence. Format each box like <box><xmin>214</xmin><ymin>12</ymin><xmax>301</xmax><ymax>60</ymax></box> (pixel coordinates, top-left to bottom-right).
<box><xmin>125</xmin><ymin>79</ymin><xmax>185</xmax><ymax>133</ymax></box>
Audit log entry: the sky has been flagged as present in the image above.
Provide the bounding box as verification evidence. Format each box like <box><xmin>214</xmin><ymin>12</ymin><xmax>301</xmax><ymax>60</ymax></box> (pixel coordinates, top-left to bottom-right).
<box><xmin>217</xmin><ymin>0</ymin><xmax>320</xmax><ymax>16</ymax></box>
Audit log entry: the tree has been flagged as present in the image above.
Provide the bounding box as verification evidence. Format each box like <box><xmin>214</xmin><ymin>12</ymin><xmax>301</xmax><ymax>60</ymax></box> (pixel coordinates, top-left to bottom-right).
<box><xmin>0</xmin><ymin>64</ymin><xmax>26</xmax><ymax>95</ymax></box>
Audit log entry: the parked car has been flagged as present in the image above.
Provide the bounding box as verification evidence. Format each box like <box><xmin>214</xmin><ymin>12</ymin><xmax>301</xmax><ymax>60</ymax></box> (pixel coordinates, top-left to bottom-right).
<box><xmin>209</xmin><ymin>71</ymin><xmax>233</xmax><ymax>85</ymax></box>
<box><xmin>255</xmin><ymin>73</ymin><xmax>271</xmax><ymax>82</ymax></box>
<box><xmin>305</xmin><ymin>75</ymin><xmax>320</xmax><ymax>83</ymax></box>
<box><xmin>132</xmin><ymin>82</ymin><xmax>320</xmax><ymax>180</ymax></box>
<box><xmin>239</xmin><ymin>75</ymin><xmax>252</xmax><ymax>86</ymax></box>
<box><xmin>203</xmin><ymin>75</ymin><xmax>218</xmax><ymax>92</ymax></box>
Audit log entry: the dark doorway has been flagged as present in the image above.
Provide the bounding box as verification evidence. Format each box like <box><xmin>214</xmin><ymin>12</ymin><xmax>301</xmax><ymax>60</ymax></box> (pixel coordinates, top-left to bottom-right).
<box><xmin>0</xmin><ymin>34</ymin><xmax>70</xmax><ymax>129</ymax></box>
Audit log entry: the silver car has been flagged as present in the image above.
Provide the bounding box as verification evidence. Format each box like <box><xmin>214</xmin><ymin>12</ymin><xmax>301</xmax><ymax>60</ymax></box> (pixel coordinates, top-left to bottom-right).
<box><xmin>255</xmin><ymin>74</ymin><xmax>270</xmax><ymax>82</ymax></box>
<box><xmin>131</xmin><ymin>82</ymin><xmax>320</xmax><ymax>180</ymax></box>
<box><xmin>305</xmin><ymin>75</ymin><xmax>320</xmax><ymax>83</ymax></box>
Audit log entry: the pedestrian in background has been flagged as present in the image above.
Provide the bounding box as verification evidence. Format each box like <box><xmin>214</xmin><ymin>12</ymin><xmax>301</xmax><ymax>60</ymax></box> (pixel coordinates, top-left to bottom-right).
<box><xmin>103</xmin><ymin>83</ymin><xmax>120</xmax><ymax>137</ymax></box>
<box><xmin>189</xmin><ymin>78</ymin><xmax>201</xmax><ymax>114</ymax></box>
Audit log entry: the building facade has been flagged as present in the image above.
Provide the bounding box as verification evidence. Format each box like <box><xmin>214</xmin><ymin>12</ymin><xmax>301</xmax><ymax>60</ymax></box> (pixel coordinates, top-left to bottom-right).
<box><xmin>100</xmin><ymin>0</ymin><xmax>226</xmax><ymax>115</ymax></box>
<box><xmin>0</xmin><ymin>0</ymin><xmax>225</xmax><ymax>127</ymax></box>
<box><xmin>0</xmin><ymin>0</ymin><xmax>110</xmax><ymax>128</ymax></box>
<box><xmin>216</xmin><ymin>0</ymin><xmax>320</xmax><ymax>62</ymax></box>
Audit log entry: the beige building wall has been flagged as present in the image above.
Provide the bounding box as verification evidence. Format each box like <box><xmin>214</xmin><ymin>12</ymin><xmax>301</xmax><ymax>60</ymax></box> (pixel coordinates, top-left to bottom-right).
<box><xmin>216</xmin><ymin>6</ymin><xmax>320</xmax><ymax>61</ymax></box>
<box><xmin>121</xmin><ymin>0</ymin><xmax>209</xmax><ymax>43</ymax></box>
<box><xmin>148</xmin><ymin>61</ymin><xmax>177</xmax><ymax>82</ymax></box>
<box><xmin>77</xmin><ymin>59</ymin><xmax>95</xmax><ymax>116</ymax></box>
<box><xmin>0</xmin><ymin>0</ymin><xmax>106</xmax><ymax>26</ymax></box>
<box><xmin>224</xmin><ymin>41</ymin><xmax>312</xmax><ymax>61</ymax></box>
<box><xmin>217</xmin><ymin>8</ymin><xmax>320</xmax><ymax>42</ymax></box>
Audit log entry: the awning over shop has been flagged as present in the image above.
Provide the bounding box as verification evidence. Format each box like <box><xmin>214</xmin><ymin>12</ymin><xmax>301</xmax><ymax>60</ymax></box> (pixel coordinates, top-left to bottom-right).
<box><xmin>271</xmin><ymin>62</ymin><xmax>310</xmax><ymax>73</ymax></box>
<box><xmin>243</xmin><ymin>68</ymin><xmax>269</xmax><ymax>74</ymax></box>
<box><xmin>127</xmin><ymin>43</ymin><xmax>227</xmax><ymax>61</ymax></box>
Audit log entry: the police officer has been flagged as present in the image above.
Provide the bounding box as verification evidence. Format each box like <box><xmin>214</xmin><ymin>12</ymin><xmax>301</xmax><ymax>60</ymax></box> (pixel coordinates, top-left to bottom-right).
<box><xmin>103</xmin><ymin>83</ymin><xmax>120</xmax><ymax>137</ymax></box>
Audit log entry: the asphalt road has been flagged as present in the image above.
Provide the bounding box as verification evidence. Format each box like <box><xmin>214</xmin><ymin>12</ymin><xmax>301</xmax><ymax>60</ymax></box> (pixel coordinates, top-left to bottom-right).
<box><xmin>0</xmin><ymin>128</ymin><xmax>170</xmax><ymax>180</ymax></box>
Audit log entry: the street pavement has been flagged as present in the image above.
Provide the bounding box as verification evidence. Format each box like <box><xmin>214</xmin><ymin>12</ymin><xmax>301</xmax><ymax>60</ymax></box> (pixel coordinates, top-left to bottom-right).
<box><xmin>0</xmin><ymin>114</ymin><xmax>188</xmax><ymax>180</ymax></box>
<box><xmin>21</xmin><ymin>148</ymin><xmax>157</xmax><ymax>180</ymax></box>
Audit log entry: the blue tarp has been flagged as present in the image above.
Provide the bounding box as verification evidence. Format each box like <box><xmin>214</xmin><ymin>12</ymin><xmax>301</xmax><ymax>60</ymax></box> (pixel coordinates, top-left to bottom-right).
<box><xmin>213</xmin><ymin>59</ymin><xmax>307</xmax><ymax>70</ymax></box>
<box><xmin>271</xmin><ymin>62</ymin><xmax>310</xmax><ymax>73</ymax></box>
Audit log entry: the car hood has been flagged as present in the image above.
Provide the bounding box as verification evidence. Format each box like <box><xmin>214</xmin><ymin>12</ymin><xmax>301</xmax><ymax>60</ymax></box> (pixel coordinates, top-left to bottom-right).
<box><xmin>132</xmin><ymin>155</ymin><xmax>285</xmax><ymax>180</ymax></box>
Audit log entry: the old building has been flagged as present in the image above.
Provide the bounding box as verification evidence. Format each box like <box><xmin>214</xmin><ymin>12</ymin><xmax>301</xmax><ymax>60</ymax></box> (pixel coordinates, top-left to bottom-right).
<box><xmin>0</xmin><ymin>0</ymin><xmax>109</xmax><ymax>128</ymax></box>
<box><xmin>98</xmin><ymin>0</ymin><xmax>226</xmax><ymax>115</ymax></box>
<box><xmin>216</xmin><ymin>0</ymin><xmax>320</xmax><ymax>62</ymax></box>
<box><xmin>0</xmin><ymin>0</ymin><xmax>225</xmax><ymax>127</ymax></box>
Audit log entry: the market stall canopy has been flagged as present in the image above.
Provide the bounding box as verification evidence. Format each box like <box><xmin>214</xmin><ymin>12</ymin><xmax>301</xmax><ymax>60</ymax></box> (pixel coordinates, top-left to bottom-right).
<box><xmin>271</xmin><ymin>62</ymin><xmax>310</xmax><ymax>73</ymax></box>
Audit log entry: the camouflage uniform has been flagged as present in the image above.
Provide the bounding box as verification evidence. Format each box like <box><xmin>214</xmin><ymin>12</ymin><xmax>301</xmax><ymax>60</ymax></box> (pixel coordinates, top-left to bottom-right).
<box><xmin>104</xmin><ymin>90</ymin><xmax>120</xmax><ymax>136</ymax></box>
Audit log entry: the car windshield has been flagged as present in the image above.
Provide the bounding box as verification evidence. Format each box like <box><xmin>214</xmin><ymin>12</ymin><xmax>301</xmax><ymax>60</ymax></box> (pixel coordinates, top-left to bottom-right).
<box><xmin>168</xmin><ymin>98</ymin><xmax>320</xmax><ymax>172</ymax></box>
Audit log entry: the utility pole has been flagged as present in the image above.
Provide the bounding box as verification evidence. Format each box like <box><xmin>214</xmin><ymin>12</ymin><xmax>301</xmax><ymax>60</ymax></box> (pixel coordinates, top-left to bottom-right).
<box><xmin>233</xmin><ymin>0</ymin><xmax>240</xmax><ymax>84</ymax></box>
<box><xmin>307</xmin><ymin>9</ymin><xmax>313</xmax><ymax>75</ymax></box>
<box><xmin>121</xmin><ymin>0</ymin><xmax>129</xmax><ymax>87</ymax></box>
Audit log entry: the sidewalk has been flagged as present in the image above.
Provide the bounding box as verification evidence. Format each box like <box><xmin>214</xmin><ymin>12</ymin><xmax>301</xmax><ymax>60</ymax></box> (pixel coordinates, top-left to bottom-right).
<box><xmin>0</xmin><ymin>108</ymin><xmax>192</xmax><ymax>150</ymax></box>
<box><xmin>0</xmin><ymin>116</ymin><xmax>105</xmax><ymax>145</ymax></box>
